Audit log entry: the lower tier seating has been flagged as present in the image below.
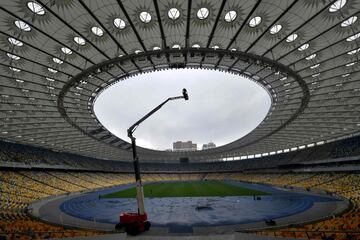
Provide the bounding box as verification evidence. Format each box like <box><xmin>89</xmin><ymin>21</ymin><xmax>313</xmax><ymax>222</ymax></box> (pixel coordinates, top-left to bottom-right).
<box><xmin>1</xmin><ymin>171</ymin><xmax>360</xmax><ymax>239</ymax></box>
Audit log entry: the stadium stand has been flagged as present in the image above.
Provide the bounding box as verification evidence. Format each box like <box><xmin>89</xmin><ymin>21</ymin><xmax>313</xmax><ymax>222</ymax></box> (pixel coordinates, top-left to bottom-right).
<box><xmin>1</xmin><ymin>135</ymin><xmax>360</xmax><ymax>173</ymax></box>
<box><xmin>1</xmin><ymin>170</ymin><xmax>360</xmax><ymax>239</ymax></box>
<box><xmin>235</xmin><ymin>173</ymin><xmax>360</xmax><ymax>240</ymax></box>
<box><xmin>0</xmin><ymin>136</ymin><xmax>360</xmax><ymax>239</ymax></box>
<box><xmin>1</xmin><ymin>0</ymin><xmax>360</xmax><ymax>238</ymax></box>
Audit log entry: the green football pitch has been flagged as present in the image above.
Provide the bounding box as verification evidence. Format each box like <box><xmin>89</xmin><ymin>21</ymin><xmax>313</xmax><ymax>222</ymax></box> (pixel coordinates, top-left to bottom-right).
<box><xmin>100</xmin><ymin>181</ymin><xmax>269</xmax><ymax>198</ymax></box>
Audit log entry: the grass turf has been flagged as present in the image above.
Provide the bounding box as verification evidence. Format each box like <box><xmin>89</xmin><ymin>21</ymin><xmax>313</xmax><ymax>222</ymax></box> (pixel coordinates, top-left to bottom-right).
<box><xmin>100</xmin><ymin>181</ymin><xmax>269</xmax><ymax>198</ymax></box>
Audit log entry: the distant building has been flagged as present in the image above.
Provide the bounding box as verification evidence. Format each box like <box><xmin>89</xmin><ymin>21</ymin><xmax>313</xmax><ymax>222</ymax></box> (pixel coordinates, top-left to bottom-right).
<box><xmin>173</xmin><ymin>141</ymin><xmax>197</xmax><ymax>152</ymax></box>
<box><xmin>202</xmin><ymin>142</ymin><xmax>216</xmax><ymax>150</ymax></box>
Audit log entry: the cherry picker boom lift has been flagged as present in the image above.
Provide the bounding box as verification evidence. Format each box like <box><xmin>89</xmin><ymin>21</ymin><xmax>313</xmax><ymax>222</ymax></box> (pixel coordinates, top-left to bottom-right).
<box><xmin>115</xmin><ymin>88</ymin><xmax>189</xmax><ymax>235</ymax></box>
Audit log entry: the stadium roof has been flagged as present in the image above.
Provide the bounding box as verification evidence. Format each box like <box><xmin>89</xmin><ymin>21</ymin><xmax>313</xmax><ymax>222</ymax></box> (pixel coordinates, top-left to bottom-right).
<box><xmin>0</xmin><ymin>0</ymin><xmax>359</xmax><ymax>162</ymax></box>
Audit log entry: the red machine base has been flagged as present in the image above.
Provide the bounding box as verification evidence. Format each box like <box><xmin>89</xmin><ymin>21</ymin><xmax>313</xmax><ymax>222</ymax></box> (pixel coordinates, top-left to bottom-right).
<box><xmin>115</xmin><ymin>212</ymin><xmax>151</xmax><ymax>235</ymax></box>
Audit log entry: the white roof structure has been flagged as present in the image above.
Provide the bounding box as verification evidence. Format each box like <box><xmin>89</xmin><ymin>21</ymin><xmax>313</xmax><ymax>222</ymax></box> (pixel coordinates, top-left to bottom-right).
<box><xmin>0</xmin><ymin>0</ymin><xmax>359</xmax><ymax>162</ymax></box>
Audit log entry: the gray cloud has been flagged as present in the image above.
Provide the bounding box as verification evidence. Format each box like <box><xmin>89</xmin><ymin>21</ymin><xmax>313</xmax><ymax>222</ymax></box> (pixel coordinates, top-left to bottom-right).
<box><xmin>94</xmin><ymin>69</ymin><xmax>271</xmax><ymax>150</ymax></box>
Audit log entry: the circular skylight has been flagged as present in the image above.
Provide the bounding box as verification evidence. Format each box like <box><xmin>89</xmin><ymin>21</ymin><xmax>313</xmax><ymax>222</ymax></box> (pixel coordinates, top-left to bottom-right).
<box><xmin>8</xmin><ymin>37</ymin><xmax>23</xmax><ymax>47</ymax></box>
<box><xmin>269</xmin><ymin>24</ymin><xmax>282</xmax><ymax>34</ymax></box>
<box><xmin>9</xmin><ymin>67</ymin><xmax>21</xmax><ymax>72</ymax></box>
<box><xmin>286</xmin><ymin>33</ymin><xmax>298</xmax><ymax>42</ymax></box>
<box><xmin>310</xmin><ymin>63</ymin><xmax>320</xmax><ymax>69</ymax></box>
<box><xmin>74</xmin><ymin>36</ymin><xmax>86</xmax><ymax>45</ymax></box>
<box><xmin>305</xmin><ymin>54</ymin><xmax>316</xmax><ymax>60</ymax></box>
<box><xmin>61</xmin><ymin>47</ymin><xmax>72</xmax><ymax>54</ymax></box>
<box><xmin>312</xmin><ymin>73</ymin><xmax>320</xmax><ymax>77</ymax></box>
<box><xmin>114</xmin><ymin>18</ymin><xmax>126</xmax><ymax>29</ymax></box>
<box><xmin>139</xmin><ymin>12</ymin><xmax>152</xmax><ymax>23</ymax></box>
<box><xmin>53</xmin><ymin>58</ymin><xmax>63</xmax><ymax>64</ymax></box>
<box><xmin>48</xmin><ymin>68</ymin><xmax>58</xmax><ymax>73</ymax></box>
<box><xmin>341</xmin><ymin>16</ymin><xmax>357</xmax><ymax>27</ymax></box>
<box><xmin>168</xmin><ymin>8</ymin><xmax>180</xmax><ymax>20</ymax></box>
<box><xmin>197</xmin><ymin>8</ymin><xmax>209</xmax><ymax>20</ymax></box>
<box><xmin>224</xmin><ymin>10</ymin><xmax>237</xmax><ymax>22</ymax></box>
<box><xmin>91</xmin><ymin>26</ymin><xmax>104</xmax><ymax>36</ymax></box>
<box><xmin>329</xmin><ymin>0</ymin><xmax>347</xmax><ymax>12</ymax></box>
<box><xmin>192</xmin><ymin>44</ymin><xmax>200</xmax><ymax>48</ymax></box>
<box><xmin>7</xmin><ymin>53</ymin><xmax>20</xmax><ymax>60</ymax></box>
<box><xmin>346</xmin><ymin>33</ymin><xmax>360</xmax><ymax>42</ymax></box>
<box><xmin>347</xmin><ymin>48</ymin><xmax>360</xmax><ymax>55</ymax></box>
<box><xmin>94</xmin><ymin>69</ymin><xmax>271</xmax><ymax>150</ymax></box>
<box><xmin>14</xmin><ymin>20</ymin><xmax>31</xmax><ymax>31</ymax></box>
<box><xmin>172</xmin><ymin>44</ymin><xmax>181</xmax><ymax>49</ymax></box>
<box><xmin>249</xmin><ymin>16</ymin><xmax>262</xmax><ymax>27</ymax></box>
<box><xmin>298</xmin><ymin>44</ymin><xmax>309</xmax><ymax>51</ymax></box>
<box><xmin>27</xmin><ymin>2</ymin><xmax>45</xmax><ymax>15</ymax></box>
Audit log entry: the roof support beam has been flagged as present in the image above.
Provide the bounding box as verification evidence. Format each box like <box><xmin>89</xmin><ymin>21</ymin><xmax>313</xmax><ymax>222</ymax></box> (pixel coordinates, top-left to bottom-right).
<box><xmin>185</xmin><ymin>0</ymin><xmax>192</xmax><ymax>48</ymax></box>
<box><xmin>200</xmin><ymin>0</ymin><xmax>227</xmax><ymax>67</ymax></box>
<box><xmin>206</xmin><ymin>0</ymin><xmax>227</xmax><ymax>48</ymax></box>
<box><xmin>36</xmin><ymin>0</ymin><xmax>116</xmax><ymax>78</ymax></box>
<box><xmin>116</xmin><ymin>0</ymin><xmax>155</xmax><ymax>69</ymax></box>
<box><xmin>153</xmin><ymin>0</ymin><xmax>168</xmax><ymax>49</ymax></box>
<box><xmin>77</xmin><ymin>0</ymin><xmax>131</xmax><ymax>73</ymax></box>
<box><xmin>226</xmin><ymin>0</ymin><xmax>262</xmax><ymax>50</ymax></box>
<box><xmin>215</xmin><ymin>0</ymin><xmax>262</xmax><ymax>68</ymax></box>
<box><xmin>245</xmin><ymin>0</ymin><xmax>299</xmax><ymax>53</ymax></box>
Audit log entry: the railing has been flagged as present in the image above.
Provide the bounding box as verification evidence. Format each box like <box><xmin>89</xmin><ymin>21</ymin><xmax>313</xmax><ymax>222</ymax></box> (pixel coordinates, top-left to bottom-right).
<box><xmin>253</xmin><ymin>230</ymin><xmax>360</xmax><ymax>239</ymax></box>
<box><xmin>0</xmin><ymin>230</ymin><xmax>105</xmax><ymax>238</ymax></box>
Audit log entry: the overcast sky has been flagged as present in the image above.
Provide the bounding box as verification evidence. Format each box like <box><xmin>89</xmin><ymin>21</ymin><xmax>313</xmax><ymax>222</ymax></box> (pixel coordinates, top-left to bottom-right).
<box><xmin>94</xmin><ymin>69</ymin><xmax>271</xmax><ymax>150</ymax></box>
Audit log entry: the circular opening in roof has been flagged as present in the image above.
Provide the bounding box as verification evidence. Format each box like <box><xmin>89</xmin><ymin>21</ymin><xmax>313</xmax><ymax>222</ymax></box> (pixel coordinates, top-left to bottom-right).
<box><xmin>139</xmin><ymin>12</ymin><xmax>152</xmax><ymax>23</ymax></box>
<box><xmin>286</xmin><ymin>33</ymin><xmax>298</xmax><ymax>42</ymax></box>
<box><xmin>168</xmin><ymin>8</ymin><xmax>180</xmax><ymax>20</ymax></box>
<box><xmin>74</xmin><ymin>36</ymin><xmax>86</xmax><ymax>45</ymax></box>
<box><xmin>61</xmin><ymin>47</ymin><xmax>72</xmax><ymax>54</ymax></box>
<box><xmin>329</xmin><ymin>0</ymin><xmax>346</xmax><ymax>12</ymax></box>
<box><xmin>305</xmin><ymin>54</ymin><xmax>316</xmax><ymax>60</ymax></box>
<box><xmin>94</xmin><ymin>69</ymin><xmax>271</xmax><ymax>151</ymax></box>
<box><xmin>224</xmin><ymin>11</ymin><xmax>237</xmax><ymax>22</ymax></box>
<box><xmin>114</xmin><ymin>18</ymin><xmax>126</xmax><ymax>29</ymax></box>
<box><xmin>298</xmin><ymin>44</ymin><xmax>309</xmax><ymax>51</ymax></box>
<box><xmin>197</xmin><ymin>8</ymin><xmax>209</xmax><ymax>20</ymax></box>
<box><xmin>15</xmin><ymin>20</ymin><xmax>31</xmax><ymax>31</ymax></box>
<box><xmin>8</xmin><ymin>37</ymin><xmax>23</xmax><ymax>47</ymax></box>
<box><xmin>91</xmin><ymin>26</ymin><xmax>104</xmax><ymax>36</ymax></box>
<box><xmin>53</xmin><ymin>58</ymin><xmax>63</xmax><ymax>64</ymax></box>
<box><xmin>27</xmin><ymin>2</ymin><xmax>45</xmax><ymax>15</ymax></box>
<box><xmin>9</xmin><ymin>67</ymin><xmax>20</xmax><ymax>72</ymax></box>
<box><xmin>341</xmin><ymin>16</ymin><xmax>357</xmax><ymax>27</ymax></box>
<box><xmin>270</xmin><ymin>24</ymin><xmax>282</xmax><ymax>34</ymax></box>
<box><xmin>249</xmin><ymin>16</ymin><xmax>261</xmax><ymax>27</ymax></box>
<box><xmin>7</xmin><ymin>53</ymin><xmax>20</xmax><ymax>60</ymax></box>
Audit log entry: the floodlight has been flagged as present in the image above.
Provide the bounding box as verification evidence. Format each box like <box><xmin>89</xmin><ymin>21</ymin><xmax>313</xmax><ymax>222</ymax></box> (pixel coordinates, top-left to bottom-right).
<box><xmin>182</xmin><ymin>88</ymin><xmax>189</xmax><ymax>100</ymax></box>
